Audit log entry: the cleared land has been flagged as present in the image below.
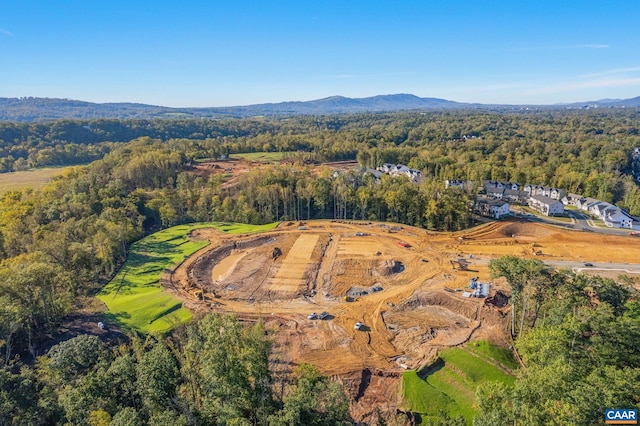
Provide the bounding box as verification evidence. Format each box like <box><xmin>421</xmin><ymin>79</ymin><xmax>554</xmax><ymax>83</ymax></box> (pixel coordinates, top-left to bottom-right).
<box><xmin>0</xmin><ymin>167</ymin><xmax>70</xmax><ymax>194</ymax></box>
<box><xmin>160</xmin><ymin>219</ymin><xmax>640</xmax><ymax>422</ymax></box>
<box><xmin>230</xmin><ymin>151</ymin><xmax>289</xmax><ymax>162</ymax></box>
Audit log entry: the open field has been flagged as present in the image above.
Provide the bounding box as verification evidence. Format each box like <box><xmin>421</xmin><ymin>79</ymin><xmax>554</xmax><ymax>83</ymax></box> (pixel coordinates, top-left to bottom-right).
<box><xmin>150</xmin><ymin>218</ymin><xmax>640</xmax><ymax>422</ymax></box>
<box><xmin>230</xmin><ymin>151</ymin><xmax>289</xmax><ymax>162</ymax></box>
<box><xmin>97</xmin><ymin>222</ymin><xmax>278</xmax><ymax>333</ymax></box>
<box><xmin>0</xmin><ymin>167</ymin><xmax>70</xmax><ymax>194</ymax></box>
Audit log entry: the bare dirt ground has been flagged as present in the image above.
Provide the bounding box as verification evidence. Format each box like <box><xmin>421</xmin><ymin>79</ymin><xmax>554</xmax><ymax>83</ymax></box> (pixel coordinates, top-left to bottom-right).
<box><xmin>167</xmin><ymin>219</ymin><xmax>640</xmax><ymax>422</ymax></box>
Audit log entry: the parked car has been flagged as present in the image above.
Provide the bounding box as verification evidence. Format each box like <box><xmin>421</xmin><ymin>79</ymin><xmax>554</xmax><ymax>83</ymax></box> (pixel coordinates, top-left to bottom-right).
<box><xmin>318</xmin><ymin>311</ymin><xmax>329</xmax><ymax>320</ymax></box>
<box><xmin>307</xmin><ymin>312</ymin><xmax>317</xmax><ymax>319</ymax></box>
<box><xmin>354</xmin><ymin>321</ymin><xmax>363</xmax><ymax>330</ymax></box>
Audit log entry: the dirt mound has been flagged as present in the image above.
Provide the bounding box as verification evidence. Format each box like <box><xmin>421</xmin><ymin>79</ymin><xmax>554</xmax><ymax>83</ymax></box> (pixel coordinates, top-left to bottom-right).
<box><xmin>500</xmin><ymin>222</ymin><xmax>556</xmax><ymax>239</ymax></box>
<box><xmin>374</xmin><ymin>260</ymin><xmax>404</xmax><ymax>276</ymax></box>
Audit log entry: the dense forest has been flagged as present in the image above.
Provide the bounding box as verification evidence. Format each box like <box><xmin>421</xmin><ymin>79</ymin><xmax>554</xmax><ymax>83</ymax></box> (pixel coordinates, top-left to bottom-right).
<box><xmin>1</xmin><ymin>110</ymin><xmax>640</xmax><ymax>216</ymax></box>
<box><xmin>1</xmin><ymin>110</ymin><xmax>640</xmax><ymax>424</ymax></box>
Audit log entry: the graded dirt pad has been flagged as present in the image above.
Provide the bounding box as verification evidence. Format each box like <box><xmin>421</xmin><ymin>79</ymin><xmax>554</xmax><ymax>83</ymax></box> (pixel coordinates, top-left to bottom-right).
<box><xmin>169</xmin><ymin>219</ymin><xmax>640</xmax><ymax>422</ymax></box>
<box><xmin>270</xmin><ymin>233</ymin><xmax>321</xmax><ymax>295</ymax></box>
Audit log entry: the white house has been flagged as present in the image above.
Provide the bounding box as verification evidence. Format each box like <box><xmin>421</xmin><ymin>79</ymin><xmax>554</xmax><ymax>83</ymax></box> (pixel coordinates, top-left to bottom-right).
<box><xmin>562</xmin><ymin>193</ymin><xmax>583</xmax><ymax>206</ymax></box>
<box><xmin>445</xmin><ymin>179</ymin><xmax>466</xmax><ymax>189</ymax></box>
<box><xmin>378</xmin><ymin>163</ymin><xmax>394</xmax><ymax>173</ymax></box>
<box><xmin>392</xmin><ymin>164</ymin><xmax>410</xmax><ymax>175</ymax></box>
<box><xmin>476</xmin><ymin>199</ymin><xmax>510</xmax><ymax>219</ymax></box>
<box><xmin>490</xmin><ymin>200</ymin><xmax>511</xmax><ymax>218</ymax></box>
<box><xmin>484</xmin><ymin>180</ymin><xmax>519</xmax><ymax>191</ymax></box>
<box><xmin>375</xmin><ymin>164</ymin><xmax>422</xmax><ymax>183</ymax></box>
<box><xmin>603</xmin><ymin>208</ymin><xmax>634</xmax><ymax>229</ymax></box>
<box><xmin>576</xmin><ymin>197</ymin><xmax>599</xmax><ymax>212</ymax></box>
<box><xmin>528</xmin><ymin>195</ymin><xmax>565</xmax><ymax>216</ymax></box>
<box><xmin>549</xmin><ymin>188</ymin><xmax>565</xmax><ymax>200</ymax></box>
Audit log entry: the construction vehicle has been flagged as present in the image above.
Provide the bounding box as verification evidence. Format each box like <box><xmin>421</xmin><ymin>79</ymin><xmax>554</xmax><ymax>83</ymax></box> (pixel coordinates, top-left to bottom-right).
<box><xmin>450</xmin><ymin>258</ymin><xmax>469</xmax><ymax>270</ymax></box>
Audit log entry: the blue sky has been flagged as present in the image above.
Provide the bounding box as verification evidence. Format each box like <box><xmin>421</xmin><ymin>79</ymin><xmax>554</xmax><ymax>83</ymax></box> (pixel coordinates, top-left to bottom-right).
<box><xmin>1</xmin><ymin>1</ymin><xmax>640</xmax><ymax>107</ymax></box>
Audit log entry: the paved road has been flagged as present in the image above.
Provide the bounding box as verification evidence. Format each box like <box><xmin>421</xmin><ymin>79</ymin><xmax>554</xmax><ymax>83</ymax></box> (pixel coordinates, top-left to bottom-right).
<box><xmin>545</xmin><ymin>259</ymin><xmax>640</xmax><ymax>274</ymax></box>
<box><xmin>468</xmin><ymin>256</ymin><xmax>640</xmax><ymax>274</ymax></box>
<box><xmin>510</xmin><ymin>209</ymin><xmax>635</xmax><ymax>236</ymax></box>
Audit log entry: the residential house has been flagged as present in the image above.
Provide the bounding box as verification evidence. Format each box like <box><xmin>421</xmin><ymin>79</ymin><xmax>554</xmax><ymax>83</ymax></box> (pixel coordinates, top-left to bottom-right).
<box><xmin>528</xmin><ymin>195</ymin><xmax>565</xmax><ymax>216</ymax></box>
<box><xmin>445</xmin><ymin>179</ymin><xmax>465</xmax><ymax>189</ymax></box>
<box><xmin>578</xmin><ymin>198</ymin><xmax>635</xmax><ymax>229</ymax></box>
<box><xmin>561</xmin><ymin>193</ymin><xmax>583</xmax><ymax>206</ymax></box>
<box><xmin>476</xmin><ymin>199</ymin><xmax>510</xmax><ymax>219</ymax></box>
<box><xmin>483</xmin><ymin>180</ymin><xmax>519</xmax><ymax>191</ymax></box>
<box><xmin>378</xmin><ymin>163</ymin><xmax>394</xmax><ymax>173</ymax></box>
<box><xmin>503</xmin><ymin>189</ymin><xmax>529</xmax><ymax>204</ymax></box>
<box><xmin>363</xmin><ymin>168</ymin><xmax>383</xmax><ymax>181</ymax></box>
<box><xmin>376</xmin><ymin>164</ymin><xmax>422</xmax><ymax>182</ymax></box>
<box><xmin>576</xmin><ymin>197</ymin><xmax>599</xmax><ymax>212</ymax></box>
<box><xmin>525</xmin><ymin>185</ymin><xmax>565</xmax><ymax>200</ymax></box>
<box><xmin>549</xmin><ymin>188</ymin><xmax>565</xmax><ymax>200</ymax></box>
<box><xmin>603</xmin><ymin>208</ymin><xmax>634</xmax><ymax>229</ymax></box>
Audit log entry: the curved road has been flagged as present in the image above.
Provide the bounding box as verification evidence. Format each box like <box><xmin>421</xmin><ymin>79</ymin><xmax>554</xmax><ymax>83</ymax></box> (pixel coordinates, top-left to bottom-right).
<box><xmin>510</xmin><ymin>209</ymin><xmax>636</xmax><ymax>236</ymax></box>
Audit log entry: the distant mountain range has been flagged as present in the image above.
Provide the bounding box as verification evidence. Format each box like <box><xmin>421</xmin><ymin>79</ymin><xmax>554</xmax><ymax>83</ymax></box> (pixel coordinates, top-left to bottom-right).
<box><xmin>1</xmin><ymin>94</ymin><xmax>639</xmax><ymax>122</ymax></box>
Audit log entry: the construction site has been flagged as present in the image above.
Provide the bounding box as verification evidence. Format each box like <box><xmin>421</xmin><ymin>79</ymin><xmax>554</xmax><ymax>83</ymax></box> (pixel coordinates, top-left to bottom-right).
<box><xmin>166</xmin><ymin>219</ymin><xmax>640</xmax><ymax>422</ymax></box>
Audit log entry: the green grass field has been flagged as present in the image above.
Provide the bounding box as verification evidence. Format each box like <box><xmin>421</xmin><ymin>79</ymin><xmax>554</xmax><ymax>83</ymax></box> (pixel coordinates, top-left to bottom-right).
<box><xmin>230</xmin><ymin>151</ymin><xmax>289</xmax><ymax>162</ymax></box>
<box><xmin>402</xmin><ymin>342</ymin><xmax>516</xmax><ymax>424</ymax></box>
<box><xmin>97</xmin><ymin>222</ymin><xmax>279</xmax><ymax>333</ymax></box>
<box><xmin>465</xmin><ymin>340</ymin><xmax>519</xmax><ymax>370</ymax></box>
<box><xmin>0</xmin><ymin>167</ymin><xmax>71</xmax><ymax>195</ymax></box>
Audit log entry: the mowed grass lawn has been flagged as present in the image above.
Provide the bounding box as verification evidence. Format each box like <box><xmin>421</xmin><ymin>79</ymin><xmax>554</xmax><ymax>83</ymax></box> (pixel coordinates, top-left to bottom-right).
<box><xmin>0</xmin><ymin>167</ymin><xmax>71</xmax><ymax>195</ymax></box>
<box><xmin>97</xmin><ymin>222</ymin><xmax>279</xmax><ymax>333</ymax></box>
<box><xmin>402</xmin><ymin>343</ymin><xmax>516</xmax><ymax>424</ymax></box>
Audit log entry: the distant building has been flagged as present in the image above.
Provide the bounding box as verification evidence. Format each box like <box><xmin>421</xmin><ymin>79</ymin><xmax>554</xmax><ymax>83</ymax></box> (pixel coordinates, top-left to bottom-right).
<box><xmin>525</xmin><ymin>185</ymin><xmax>565</xmax><ymax>200</ymax></box>
<box><xmin>377</xmin><ymin>164</ymin><xmax>422</xmax><ymax>182</ymax></box>
<box><xmin>528</xmin><ymin>195</ymin><xmax>565</xmax><ymax>216</ymax></box>
<box><xmin>503</xmin><ymin>189</ymin><xmax>529</xmax><ymax>204</ymax></box>
<box><xmin>475</xmin><ymin>199</ymin><xmax>510</xmax><ymax>219</ymax></box>
<box><xmin>363</xmin><ymin>168</ymin><xmax>383</xmax><ymax>179</ymax></box>
<box><xmin>561</xmin><ymin>193</ymin><xmax>583</xmax><ymax>206</ymax></box>
<box><xmin>603</xmin><ymin>208</ymin><xmax>634</xmax><ymax>229</ymax></box>
<box><xmin>445</xmin><ymin>179</ymin><xmax>472</xmax><ymax>190</ymax></box>
<box><xmin>483</xmin><ymin>180</ymin><xmax>519</xmax><ymax>191</ymax></box>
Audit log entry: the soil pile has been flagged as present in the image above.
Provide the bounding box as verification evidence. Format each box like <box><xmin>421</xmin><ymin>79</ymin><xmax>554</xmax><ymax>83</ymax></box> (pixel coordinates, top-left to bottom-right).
<box><xmin>374</xmin><ymin>260</ymin><xmax>404</xmax><ymax>276</ymax></box>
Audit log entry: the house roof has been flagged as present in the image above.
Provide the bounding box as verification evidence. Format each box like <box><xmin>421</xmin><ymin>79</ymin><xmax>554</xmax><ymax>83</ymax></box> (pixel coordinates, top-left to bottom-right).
<box><xmin>478</xmin><ymin>198</ymin><xmax>509</xmax><ymax>207</ymax></box>
<box><xmin>504</xmin><ymin>189</ymin><xmax>526</xmax><ymax>196</ymax></box>
<box><xmin>530</xmin><ymin>195</ymin><xmax>563</xmax><ymax>206</ymax></box>
<box><xmin>489</xmin><ymin>200</ymin><xmax>509</xmax><ymax>208</ymax></box>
